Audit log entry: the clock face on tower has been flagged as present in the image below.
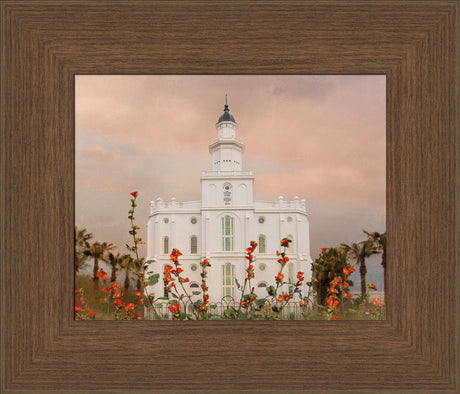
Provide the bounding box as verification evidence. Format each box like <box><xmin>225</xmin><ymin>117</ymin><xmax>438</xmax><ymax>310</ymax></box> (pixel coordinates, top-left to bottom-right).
<box><xmin>223</xmin><ymin>183</ymin><xmax>232</xmax><ymax>205</ymax></box>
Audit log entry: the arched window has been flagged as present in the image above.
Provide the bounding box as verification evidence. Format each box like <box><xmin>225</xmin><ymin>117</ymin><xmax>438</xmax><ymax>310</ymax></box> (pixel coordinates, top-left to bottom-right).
<box><xmin>222</xmin><ymin>263</ymin><xmax>235</xmax><ymax>299</ymax></box>
<box><xmin>190</xmin><ymin>235</ymin><xmax>197</xmax><ymax>254</ymax></box>
<box><xmin>287</xmin><ymin>235</ymin><xmax>293</xmax><ymax>253</ymax></box>
<box><xmin>258</xmin><ymin>234</ymin><xmax>266</xmax><ymax>253</ymax></box>
<box><xmin>257</xmin><ymin>281</ymin><xmax>268</xmax><ymax>288</ymax></box>
<box><xmin>190</xmin><ymin>282</ymin><xmax>200</xmax><ymax>289</ymax></box>
<box><xmin>287</xmin><ymin>263</ymin><xmax>295</xmax><ymax>296</ymax></box>
<box><xmin>222</xmin><ymin>216</ymin><xmax>234</xmax><ymax>251</ymax></box>
<box><xmin>163</xmin><ymin>236</ymin><xmax>169</xmax><ymax>254</ymax></box>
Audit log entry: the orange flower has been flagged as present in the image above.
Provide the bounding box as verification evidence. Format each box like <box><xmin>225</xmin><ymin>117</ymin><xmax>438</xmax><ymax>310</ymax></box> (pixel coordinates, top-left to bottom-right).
<box><xmin>284</xmin><ymin>256</ymin><xmax>289</xmax><ymax>262</ymax></box>
<box><xmin>130</xmin><ymin>191</ymin><xmax>138</xmax><ymax>197</ymax></box>
<box><xmin>366</xmin><ymin>308</ymin><xmax>374</xmax><ymax>314</ymax></box>
<box><xmin>99</xmin><ymin>298</ymin><xmax>105</xmax><ymax>303</ymax></box>
<box><xmin>276</xmin><ymin>272</ymin><xmax>284</xmax><ymax>281</ymax></box>
<box><xmin>115</xmin><ymin>290</ymin><xmax>122</xmax><ymax>298</ymax></box>
<box><xmin>332</xmin><ymin>316</ymin><xmax>339</xmax><ymax>320</ymax></box>
<box><xmin>168</xmin><ymin>304</ymin><xmax>180</xmax><ymax>313</ymax></box>
<box><xmin>75</xmin><ymin>306</ymin><xmax>81</xmax><ymax>313</ymax></box>
<box><xmin>124</xmin><ymin>303</ymin><xmax>135</xmax><ymax>313</ymax></box>
<box><xmin>346</xmin><ymin>293</ymin><xmax>351</xmax><ymax>299</ymax></box>
<box><xmin>75</xmin><ymin>288</ymin><xmax>82</xmax><ymax>293</ymax></box>
<box><xmin>277</xmin><ymin>296</ymin><xmax>283</xmax><ymax>302</ymax></box>
<box><xmin>280</xmin><ymin>238</ymin><xmax>290</xmax><ymax>247</ymax></box>
<box><xmin>371</xmin><ymin>298</ymin><xmax>383</xmax><ymax>307</ymax></box>
<box><xmin>240</xmin><ymin>301</ymin><xmax>249</xmax><ymax>307</ymax></box>
<box><xmin>176</xmin><ymin>267</ymin><xmax>184</xmax><ymax>274</ymax></box>
<box><xmin>201</xmin><ymin>259</ymin><xmax>210</xmax><ymax>266</ymax></box>
<box><xmin>167</xmin><ymin>282</ymin><xmax>174</xmax><ymax>291</ymax></box>
<box><xmin>321</xmin><ymin>248</ymin><xmax>328</xmax><ymax>252</ymax></box>
<box><xmin>115</xmin><ymin>299</ymin><xmax>123</xmax><ymax>306</ymax></box>
<box><xmin>246</xmin><ymin>247</ymin><xmax>254</xmax><ymax>254</ymax></box>
<box><xmin>136</xmin><ymin>291</ymin><xmax>142</xmax><ymax>297</ymax></box>
<box><xmin>368</xmin><ymin>283</ymin><xmax>377</xmax><ymax>291</ymax></box>
<box><xmin>102</xmin><ymin>287</ymin><xmax>108</xmax><ymax>293</ymax></box>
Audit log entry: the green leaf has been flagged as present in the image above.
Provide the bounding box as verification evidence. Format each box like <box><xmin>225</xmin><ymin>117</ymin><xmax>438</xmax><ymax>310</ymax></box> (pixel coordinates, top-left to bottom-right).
<box><xmin>147</xmin><ymin>273</ymin><xmax>160</xmax><ymax>286</ymax></box>
<box><xmin>255</xmin><ymin>299</ymin><xmax>267</xmax><ymax>308</ymax></box>
<box><xmin>210</xmin><ymin>304</ymin><xmax>217</xmax><ymax>309</ymax></box>
<box><xmin>267</xmin><ymin>285</ymin><xmax>276</xmax><ymax>297</ymax></box>
<box><xmin>192</xmin><ymin>291</ymin><xmax>201</xmax><ymax>296</ymax></box>
<box><xmin>234</xmin><ymin>278</ymin><xmax>241</xmax><ymax>289</ymax></box>
<box><xmin>171</xmin><ymin>293</ymin><xmax>178</xmax><ymax>299</ymax></box>
<box><xmin>223</xmin><ymin>308</ymin><xmax>237</xmax><ymax>319</ymax></box>
<box><xmin>272</xmin><ymin>305</ymin><xmax>279</xmax><ymax>313</ymax></box>
<box><xmin>157</xmin><ymin>296</ymin><xmax>169</xmax><ymax>300</ymax></box>
<box><xmin>168</xmin><ymin>300</ymin><xmax>178</xmax><ymax>305</ymax></box>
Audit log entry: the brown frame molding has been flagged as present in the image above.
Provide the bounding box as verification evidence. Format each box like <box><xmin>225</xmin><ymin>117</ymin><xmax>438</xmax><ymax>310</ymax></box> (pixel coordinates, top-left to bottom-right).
<box><xmin>0</xmin><ymin>1</ymin><xmax>457</xmax><ymax>392</ymax></box>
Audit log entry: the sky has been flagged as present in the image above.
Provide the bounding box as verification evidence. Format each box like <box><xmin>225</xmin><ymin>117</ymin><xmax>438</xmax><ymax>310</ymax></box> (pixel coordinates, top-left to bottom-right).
<box><xmin>75</xmin><ymin>75</ymin><xmax>386</xmax><ymax>291</ymax></box>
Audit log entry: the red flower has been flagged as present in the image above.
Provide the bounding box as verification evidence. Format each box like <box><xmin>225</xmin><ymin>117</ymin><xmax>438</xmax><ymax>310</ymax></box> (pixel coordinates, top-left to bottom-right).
<box><xmin>368</xmin><ymin>283</ymin><xmax>377</xmax><ymax>291</ymax></box>
<box><xmin>167</xmin><ymin>282</ymin><xmax>174</xmax><ymax>291</ymax></box>
<box><xmin>201</xmin><ymin>259</ymin><xmax>210</xmax><ymax>266</ymax></box>
<box><xmin>280</xmin><ymin>238</ymin><xmax>290</xmax><ymax>247</ymax></box>
<box><xmin>240</xmin><ymin>301</ymin><xmax>249</xmax><ymax>307</ymax></box>
<box><xmin>276</xmin><ymin>272</ymin><xmax>284</xmax><ymax>281</ymax></box>
<box><xmin>184</xmin><ymin>277</ymin><xmax>190</xmax><ymax>283</ymax></box>
<box><xmin>346</xmin><ymin>293</ymin><xmax>352</xmax><ymax>299</ymax></box>
<box><xmin>332</xmin><ymin>316</ymin><xmax>339</xmax><ymax>320</ymax></box>
<box><xmin>246</xmin><ymin>247</ymin><xmax>254</xmax><ymax>254</ymax></box>
<box><xmin>136</xmin><ymin>291</ymin><xmax>142</xmax><ymax>297</ymax></box>
<box><xmin>168</xmin><ymin>304</ymin><xmax>180</xmax><ymax>313</ymax></box>
<box><xmin>130</xmin><ymin>191</ymin><xmax>138</xmax><ymax>197</ymax></box>
<box><xmin>124</xmin><ymin>303</ymin><xmax>135</xmax><ymax>313</ymax></box>
<box><xmin>321</xmin><ymin>248</ymin><xmax>328</xmax><ymax>252</ymax></box>
<box><xmin>75</xmin><ymin>306</ymin><xmax>81</xmax><ymax>313</ymax></box>
<box><xmin>176</xmin><ymin>267</ymin><xmax>184</xmax><ymax>274</ymax></box>
<box><xmin>102</xmin><ymin>287</ymin><xmax>108</xmax><ymax>293</ymax></box>
<box><xmin>133</xmin><ymin>313</ymin><xmax>140</xmax><ymax>319</ymax></box>
<box><xmin>284</xmin><ymin>256</ymin><xmax>289</xmax><ymax>262</ymax></box>
<box><xmin>115</xmin><ymin>299</ymin><xmax>123</xmax><ymax>306</ymax></box>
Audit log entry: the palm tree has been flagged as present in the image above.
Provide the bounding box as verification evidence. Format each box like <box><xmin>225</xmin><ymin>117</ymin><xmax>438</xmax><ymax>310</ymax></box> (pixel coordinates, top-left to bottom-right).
<box><xmin>364</xmin><ymin>231</ymin><xmax>387</xmax><ymax>303</ymax></box>
<box><xmin>74</xmin><ymin>226</ymin><xmax>93</xmax><ymax>275</ymax></box>
<box><xmin>121</xmin><ymin>255</ymin><xmax>136</xmax><ymax>293</ymax></box>
<box><xmin>105</xmin><ymin>252</ymin><xmax>127</xmax><ymax>284</ymax></box>
<box><xmin>85</xmin><ymin>241</ymin><xmax>114</xmax><ymax>292</ymax></box>
<box><xmin>341</xmin><ymin>239</ymin><xmax>379</xmax><ymax>298</ymax></box>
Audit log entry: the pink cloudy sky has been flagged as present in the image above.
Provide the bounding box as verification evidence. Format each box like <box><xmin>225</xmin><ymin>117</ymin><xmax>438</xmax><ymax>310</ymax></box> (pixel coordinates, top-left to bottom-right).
<box><xmin>75</xmin><ymin>75</ymin><xmax>386</xmax><ymax>289</ymax></box>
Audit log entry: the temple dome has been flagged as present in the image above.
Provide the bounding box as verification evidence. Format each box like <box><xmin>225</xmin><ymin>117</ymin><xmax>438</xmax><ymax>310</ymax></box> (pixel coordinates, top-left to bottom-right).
<box><xmin>217</xmin><ymin>103</ymin><xmax>236</xmax><ymax>123</ymax></box>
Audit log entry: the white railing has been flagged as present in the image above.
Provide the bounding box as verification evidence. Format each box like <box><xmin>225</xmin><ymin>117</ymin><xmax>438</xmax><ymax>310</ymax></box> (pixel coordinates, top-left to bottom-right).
<box><xmin>201</xmin><ymin>170</ymin><xmax>253</xmax><ymax>177</ymax></box>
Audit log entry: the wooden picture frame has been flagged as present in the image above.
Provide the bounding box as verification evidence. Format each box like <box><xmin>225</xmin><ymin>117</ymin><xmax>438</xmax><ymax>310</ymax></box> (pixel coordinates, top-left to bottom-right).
<box><xmin>1</xmin><ymin>1</ymin><xmax>457</xmax><ymax>392</ymax></box>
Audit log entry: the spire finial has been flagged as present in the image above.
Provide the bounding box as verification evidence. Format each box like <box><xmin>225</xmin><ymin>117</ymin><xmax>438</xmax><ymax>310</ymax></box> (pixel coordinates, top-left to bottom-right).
<box><xmin>225</xmin><ymin>93</ymin><xmax>228</xmax><ymax>106</ymax></box>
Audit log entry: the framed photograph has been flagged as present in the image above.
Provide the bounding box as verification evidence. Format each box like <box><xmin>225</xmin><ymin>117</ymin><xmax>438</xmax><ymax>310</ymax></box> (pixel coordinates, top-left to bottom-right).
<box><xmin>74</xmin><ymin>74</ymin><xmax>386</xmax><ymax>322</ymax></box>
<box><xmin>1</xmin><ymin>1</ymin><xmax>457</xmax><ymax>393</ymax></box>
